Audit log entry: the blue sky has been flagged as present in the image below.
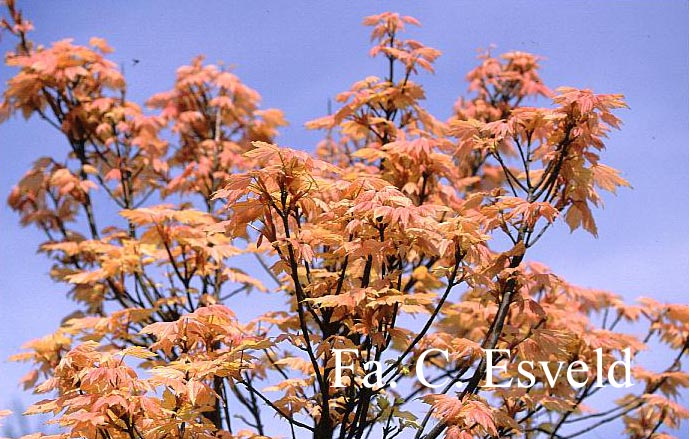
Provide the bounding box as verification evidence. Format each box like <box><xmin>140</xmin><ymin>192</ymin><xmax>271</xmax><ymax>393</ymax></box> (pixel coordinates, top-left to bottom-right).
<box><xmin>1</xmin><ymin>1</ymin><xmax>688</xmax><ymax>437</ymax></box>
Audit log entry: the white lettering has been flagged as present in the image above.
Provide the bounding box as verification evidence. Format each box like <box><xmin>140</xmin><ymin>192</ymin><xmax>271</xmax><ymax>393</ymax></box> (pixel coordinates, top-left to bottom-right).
<box><xmin>416</xmin><ymin>349</ymin><xmax>450</xmax><ymax>389</ymax></box>
<box><xmin>566</xmin><ymin>360</ymin><xmax>589</xmax><ymax>389</ymax></box>
<box><xmin>332</xmin><ymin>348</ymin><xmax>358</xmax><ymax>388</ymax></box>
<box><xmin>484</xmin><ymin>349</ymin><xmax>512</xmax><ymax>388</ymax></box>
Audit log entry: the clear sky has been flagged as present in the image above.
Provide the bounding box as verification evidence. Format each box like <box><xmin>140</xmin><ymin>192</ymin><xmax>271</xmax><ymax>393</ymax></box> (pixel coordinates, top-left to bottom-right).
<box><xmin>1</xmin><ymin>1</ymin><xmax>688</xmax><ymax>437</ymax></box>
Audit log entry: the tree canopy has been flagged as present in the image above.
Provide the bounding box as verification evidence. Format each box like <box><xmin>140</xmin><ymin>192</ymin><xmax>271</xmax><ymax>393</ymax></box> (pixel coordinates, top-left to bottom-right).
<box><xmin>1</xmin><ymin>3</ymin><xmax>687</xmax><ymax>439</ymax></box>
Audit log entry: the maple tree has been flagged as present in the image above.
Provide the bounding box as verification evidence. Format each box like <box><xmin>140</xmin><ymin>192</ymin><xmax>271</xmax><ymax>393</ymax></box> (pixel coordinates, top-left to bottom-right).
<box><xmin>2</xmin><ymin>3</ymin><xmax>688</xmax><ymax>439</ymax></box>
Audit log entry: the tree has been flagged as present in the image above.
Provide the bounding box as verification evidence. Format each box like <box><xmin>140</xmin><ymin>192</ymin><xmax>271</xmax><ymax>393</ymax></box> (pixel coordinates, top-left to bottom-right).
<box><xmin>1</xmin><ymin>3</ymin><xmax>688</xmax><ymax>439</ymax></box>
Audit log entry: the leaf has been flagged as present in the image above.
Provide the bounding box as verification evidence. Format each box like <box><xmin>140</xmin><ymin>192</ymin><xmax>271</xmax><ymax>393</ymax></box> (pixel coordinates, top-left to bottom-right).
<box><xmin>460</xmin><ymin>398</ymin><xmax>498</xmax><ymax>436</ymax></box>
<box><xmin>89</xmin><ymin>37</ymin><xmax>114</xmax><ymax>54</ymax></box>
<box><xmin>592</xmin><ymin>164</ymin><xmax>631</xmax><ymax>193</ymax></box>
<box><xmin>121</xmin><ymin>346</ymin><xmax>156</xmax><ymax>360</ymax></box>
